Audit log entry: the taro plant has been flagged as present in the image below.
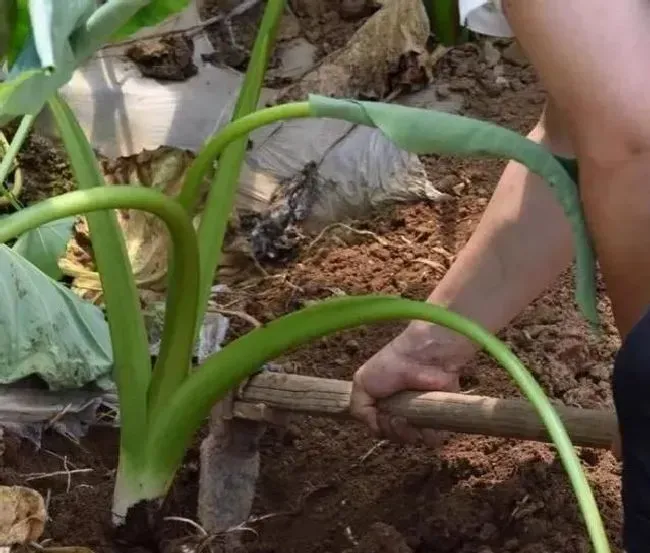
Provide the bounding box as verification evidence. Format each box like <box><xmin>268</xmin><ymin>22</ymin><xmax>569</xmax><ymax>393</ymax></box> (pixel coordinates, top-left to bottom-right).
<box><xmin>0</xmin><ymin>1</ymin><xmax>610</xmax><ymax>551</ymax></box>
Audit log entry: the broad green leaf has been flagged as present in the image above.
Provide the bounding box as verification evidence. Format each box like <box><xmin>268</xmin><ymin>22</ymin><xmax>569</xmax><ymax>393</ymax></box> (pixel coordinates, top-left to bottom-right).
<box><xmin>308</xmin><ymin>94</ymin><xmax>598</xmax><ymax>328</ymax></box>
<box><xmin>0</xmin><ymin>244</ymin><xmax>113</xmax><ymax>390</ymax></box>
<box><xmin>25</xmin><ymin>0</ymin><xmax>94</xmax><ymax>71</ymax></box>
<box><xmin>0</xmin><ymin>0</ymin><xmax>17</xmax><ymax>61</ymax></box>
<box><xmin>0</xmin><ymin>68</ymin><xmax>40</xmax><ymax>108</ymax></box>
<box><xmin>29</xmin><ymin>0</ymin><xmax>56</xmax><ymax>69</ymax></box>
<box><xmin>193</xmin><ymin>0</ymin><xmax>286</xmax><ymax>339</ymax></box>
<box><xmin>12</xmin><ymin>216</ymin><xmax>75</xmax><ymax>280</ymax></box>
<box><xmin>0</xmin><ymin>0</ymin><xmax>94</xmax><ymax>121</ymax></box>
<box><xmin>6</xmin><ymin>0</ymin><xmax>29</xmax><ymax>67</ymax></box>
<box><xmin>112</xmin><ymin>0</ymin><xmax>190</xmax><ymax>40</ymax></box>
<box><xmin>1</xmin><ymin>0</ymin><xmax>184</xmax><ymax>121</ymax></box>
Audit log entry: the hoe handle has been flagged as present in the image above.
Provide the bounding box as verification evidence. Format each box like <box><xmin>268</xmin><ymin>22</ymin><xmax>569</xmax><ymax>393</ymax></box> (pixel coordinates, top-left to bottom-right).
<box><xmin>234</xmin><ymin>372</ymin><xmax>617</xmax><ymax>449</ymax></box>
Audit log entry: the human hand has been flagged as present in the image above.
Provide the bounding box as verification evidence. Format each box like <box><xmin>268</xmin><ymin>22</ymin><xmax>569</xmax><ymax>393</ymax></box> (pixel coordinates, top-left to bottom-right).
<box><xmin>350</xmin><ymin>323</ymin><xmax>475</xmax><ymax>447</ymax></box>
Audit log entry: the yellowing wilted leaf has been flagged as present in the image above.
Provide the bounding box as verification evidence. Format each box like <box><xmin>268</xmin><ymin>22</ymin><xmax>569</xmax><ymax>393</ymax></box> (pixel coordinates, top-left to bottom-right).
<box><xmin>278</xmin><ymin>0</ymin><xmax>432</xmax><ymax>102</ymax></box>
<box><xmin>59</xmin><ymin>146</ymin><xmax>197</xmax><ymax>304</ymax></box>
<box><xmin>0</xmin><ymin>486</ymin><xmax>46</xmax><ymax>545</ymax></box>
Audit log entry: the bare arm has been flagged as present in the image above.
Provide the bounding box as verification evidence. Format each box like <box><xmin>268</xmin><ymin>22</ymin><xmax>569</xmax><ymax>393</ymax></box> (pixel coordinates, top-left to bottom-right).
<box><xmin>502</xmin><ymin>0</ymin><xmax>650</xmax><ymax>337</ymax></box>
<box><xmin>404</xmin><ymin>100</ymin><xmax>575</xmax><ymax>354</ymax></box>
<box><xmin>349</xmin><ymin>100</ymin><xmax>578</xmax><ymax>442</ymax></box>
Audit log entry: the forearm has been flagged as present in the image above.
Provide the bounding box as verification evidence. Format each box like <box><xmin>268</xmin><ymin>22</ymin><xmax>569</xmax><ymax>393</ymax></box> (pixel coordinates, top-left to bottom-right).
<box><xmin>430</xmin><ymin>156</ymin><xmax>573</xmax><ymax>328</ymax></box>
<box><xmin>404</xmin><ymin>111</ymin><xmax>575</xmax><ymax>353</ymax></box>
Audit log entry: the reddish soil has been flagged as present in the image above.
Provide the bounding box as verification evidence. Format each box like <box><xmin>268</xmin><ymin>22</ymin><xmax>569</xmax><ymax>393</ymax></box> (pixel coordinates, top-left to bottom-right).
<box><xmin>0</xmin><ymin>30</ymin><xmax>625</xmax><ymax>553</ymax></box>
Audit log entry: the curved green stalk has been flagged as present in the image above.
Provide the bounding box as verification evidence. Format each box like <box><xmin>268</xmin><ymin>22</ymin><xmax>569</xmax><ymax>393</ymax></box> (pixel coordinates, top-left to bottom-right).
<box><xmin>308</xmin><ymin>95</ymin><xmax>598</xmax><ymax>328</ymax></box>
<box><xmin>182</xmin><ymin>95</ymin><xmax>596</xmax><ymax>328</ymax></box>
<box><xmin>146</xmin><ymin>296</ymin><xmax>610</xmax><ymax>553</ymax></box>
<box><xmin>48</xmin><ymin>95</ymin><xmax>153</xmax><ymax>463</ymax></box>
<box><xmin>184</xmin><ymin>102</ymin><xmax>311</xmax><ymax>334</ymax></box>
<box><xmin>178</xmin><ymin>102</ymin><xmax>310</xmax><ymax>213</ymax></box>
<box><xmin>177</xmin><ymin>0</ymin><xmax>288</xmax><ymax>337</ymax></box>
<box><xmin>180</xmin><ymin>96</ymin><xmax>596</xmax><ymax>337</ymax></box>
<box><xmin>0</xmin><ymin>186</ymin><xmax>199</xmax><ymax>465</ymax></box>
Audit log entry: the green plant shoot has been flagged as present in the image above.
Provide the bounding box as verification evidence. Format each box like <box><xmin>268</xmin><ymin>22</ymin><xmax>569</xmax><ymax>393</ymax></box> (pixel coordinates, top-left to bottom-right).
<box><xmin>5</xmin><ymin>92</ymin><xmax>607</xmax><ymax>552</ymax></box>
<box><xmin>0</xmin><ymin>2</ymin><xmax>609</xmax><ymax>552</ymax></box>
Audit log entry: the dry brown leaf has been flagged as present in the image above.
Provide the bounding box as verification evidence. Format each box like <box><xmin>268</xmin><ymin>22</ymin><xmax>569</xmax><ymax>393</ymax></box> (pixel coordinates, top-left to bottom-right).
<box><xmin>59</xmin><ymin>147</ymin><xmax>200</xmax><ymax>305</ymax></box>
<box><xmin>0</xmin><ymin>486</ymin><xmax>46</xmax><ymax>545</ymax></box>
<box><xmin>59</xmin><ymin>145</ymin><xmax>260</xmax><ymax>302</ymax></box>
<box><xmin>277</xmin><ymin>0</ymin><xmax>432</xmax><ymax>102</ymax></box>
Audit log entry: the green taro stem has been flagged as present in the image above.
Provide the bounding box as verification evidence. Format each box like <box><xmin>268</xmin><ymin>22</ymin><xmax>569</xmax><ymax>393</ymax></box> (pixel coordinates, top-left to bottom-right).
<box><xmin>179</xmin><ymin>102</ymin><xmax>310</xmax><ymax>337</ymax></box>
<box><xmin>178</xmin><ymin>102</ymin><xmax>310</xmax><ymax>213</ymax></box>
<box><xmin>0</xmin><ymin>185</ymin><xmax>199</xmax><ymax>466</ymax></box>
<box><xmin>179</xmin><ymin>96</ymin><xmax>596</xmax><ymax>331</ymax></box>
<box><xmin>307</xmin><ymin>94</ymin><xmax>598</xmax><ymax>327</ymax></box>
<box><xmin>147</xmin><ymin>295</ymin><xmax>610</xmax><ymax>553</ymax></box>
<box><xmin>423</xmin><ymin>0</ymin><xmax>462</xmax><ymax>46</ymax></box>
<box><xmin>48</xmin><ymin>95</ymin><xmax>153</xmax><ymax>462</ymax></box>
<box><xmin>185</xmin><ymin>96</ymin><xmax>596</xmax><ymax>327</ymax></box>
<box><xmin>180</xmin><ymin>0</ymin><xmax>288</xmax><ymax>339</ymax></box>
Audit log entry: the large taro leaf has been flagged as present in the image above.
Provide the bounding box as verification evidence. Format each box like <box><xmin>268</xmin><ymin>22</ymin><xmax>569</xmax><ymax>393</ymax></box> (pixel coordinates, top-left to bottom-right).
<box><xmin>0</xmin><ymin>245</ymin><xmax>113</xmax><ymax>390</ymax></box>
<box><xmin>0</xmin><ymin>0</ymin><xmax>30</xmax><ymax>67</ymax></box>
<box><xmin>307</xmin><ymin>94</ymin><xmax>598</xmax><ymax>328</ymax></box>
<box><xmin>0</xmin><ymin>0</ymin><xmax>17</xmax><ymax>62</ymax></box>
<box><xmin>0</xmin><ymin>0</ymin><xmax>95</xmax><ymax>122</ymax></box>
<box><xmin>0</xmin><ymin>0</ymin><xmax>190</xmax><ymax>123</ymax></box>
<box><xmin>112</xmin><ymin>0</ymin><xmax>191</xmax><ymax>40</ymax></box>
<box><xmin>12</xmin><ymin>216</ymin><xmax>76</xmax><ymax>280</ymax></box>
<box><xmin>6</xmin><ymin>0</ymin><xmax>30</xmax><ymax>67</ymax></box>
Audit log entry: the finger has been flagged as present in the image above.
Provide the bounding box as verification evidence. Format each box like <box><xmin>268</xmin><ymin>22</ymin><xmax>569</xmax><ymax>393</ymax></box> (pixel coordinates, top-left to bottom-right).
<box><xmin>377</xmin><ymin>415</ymin><xmax>449</xmax><ymax>449</ymax></box>
<box><xmin>390</xmin><ymin>416</ymin><xmax>423</xmax><ymax>445</ymax></box>
<box><xmin>421</xmin><ymin>429</ymin><xmax>449</xmax><ymax>449</ymax></box>
<box><xmin>350</xmin><ymin>376</ymin><xmax>381</xmax><ymax>436</ymax></box>
<box><xmin>377</xmin><ymin>413</ymin><xmax>421</xmax><ymax>445</ymax></box>
<box><xmin>353</xmin><ymin>402</ymin><xmax>381</xmax><ymax>437</ymax></box>
<box><xmin>376</xmin><ymin>412</ymin><xmax>395</xmax><ymax>441</ymax></box>
<box><xmin>403</xmin><ymin>367</ymin><xmax>460</xmax><ymax>392</ymax></box>
<box><xmin>377</xmin><ymin>413</ymin><xmax>410</xmax><ymax>443</ymax></box>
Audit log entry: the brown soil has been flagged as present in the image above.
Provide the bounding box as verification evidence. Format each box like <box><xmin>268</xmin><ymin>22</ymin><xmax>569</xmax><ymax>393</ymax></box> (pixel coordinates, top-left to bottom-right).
<box><xmin>127</xmin><ymin>35</ymin><xmax>199</xmax><ymax>81</ymax></box>
<box><xmin>0</xmin><ymin>25</ymin><xmax>625</xmax><ymax>553</ymax></box>
<box><xmin>2</xmin><ymin>125</ymin><xmax>75</xmax><ymax>209</ymax></box>
<box><xmin>199</xmin><ymin>0</ymin><xmax>368</xmax><ymax>76</ymax></box>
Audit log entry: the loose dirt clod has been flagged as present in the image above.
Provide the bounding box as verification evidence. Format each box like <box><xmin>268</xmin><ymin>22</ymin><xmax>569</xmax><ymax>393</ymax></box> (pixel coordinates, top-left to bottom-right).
<box><xmin>343</xmin><ymin>523</ymin><xmax>412</xmax><ymax>553</ymax></box>
<box><xmin>126</xmin><ymin>35</ymin><xmax>198</xmax><ymax>81</ymax></box>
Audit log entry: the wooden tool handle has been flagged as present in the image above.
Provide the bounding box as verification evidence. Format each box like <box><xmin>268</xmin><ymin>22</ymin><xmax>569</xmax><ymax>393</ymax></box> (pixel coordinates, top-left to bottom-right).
<box><xmin>234</xmin><ymin>372</ymin><xmax>618</xmax><ymax>449</ymax></box>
